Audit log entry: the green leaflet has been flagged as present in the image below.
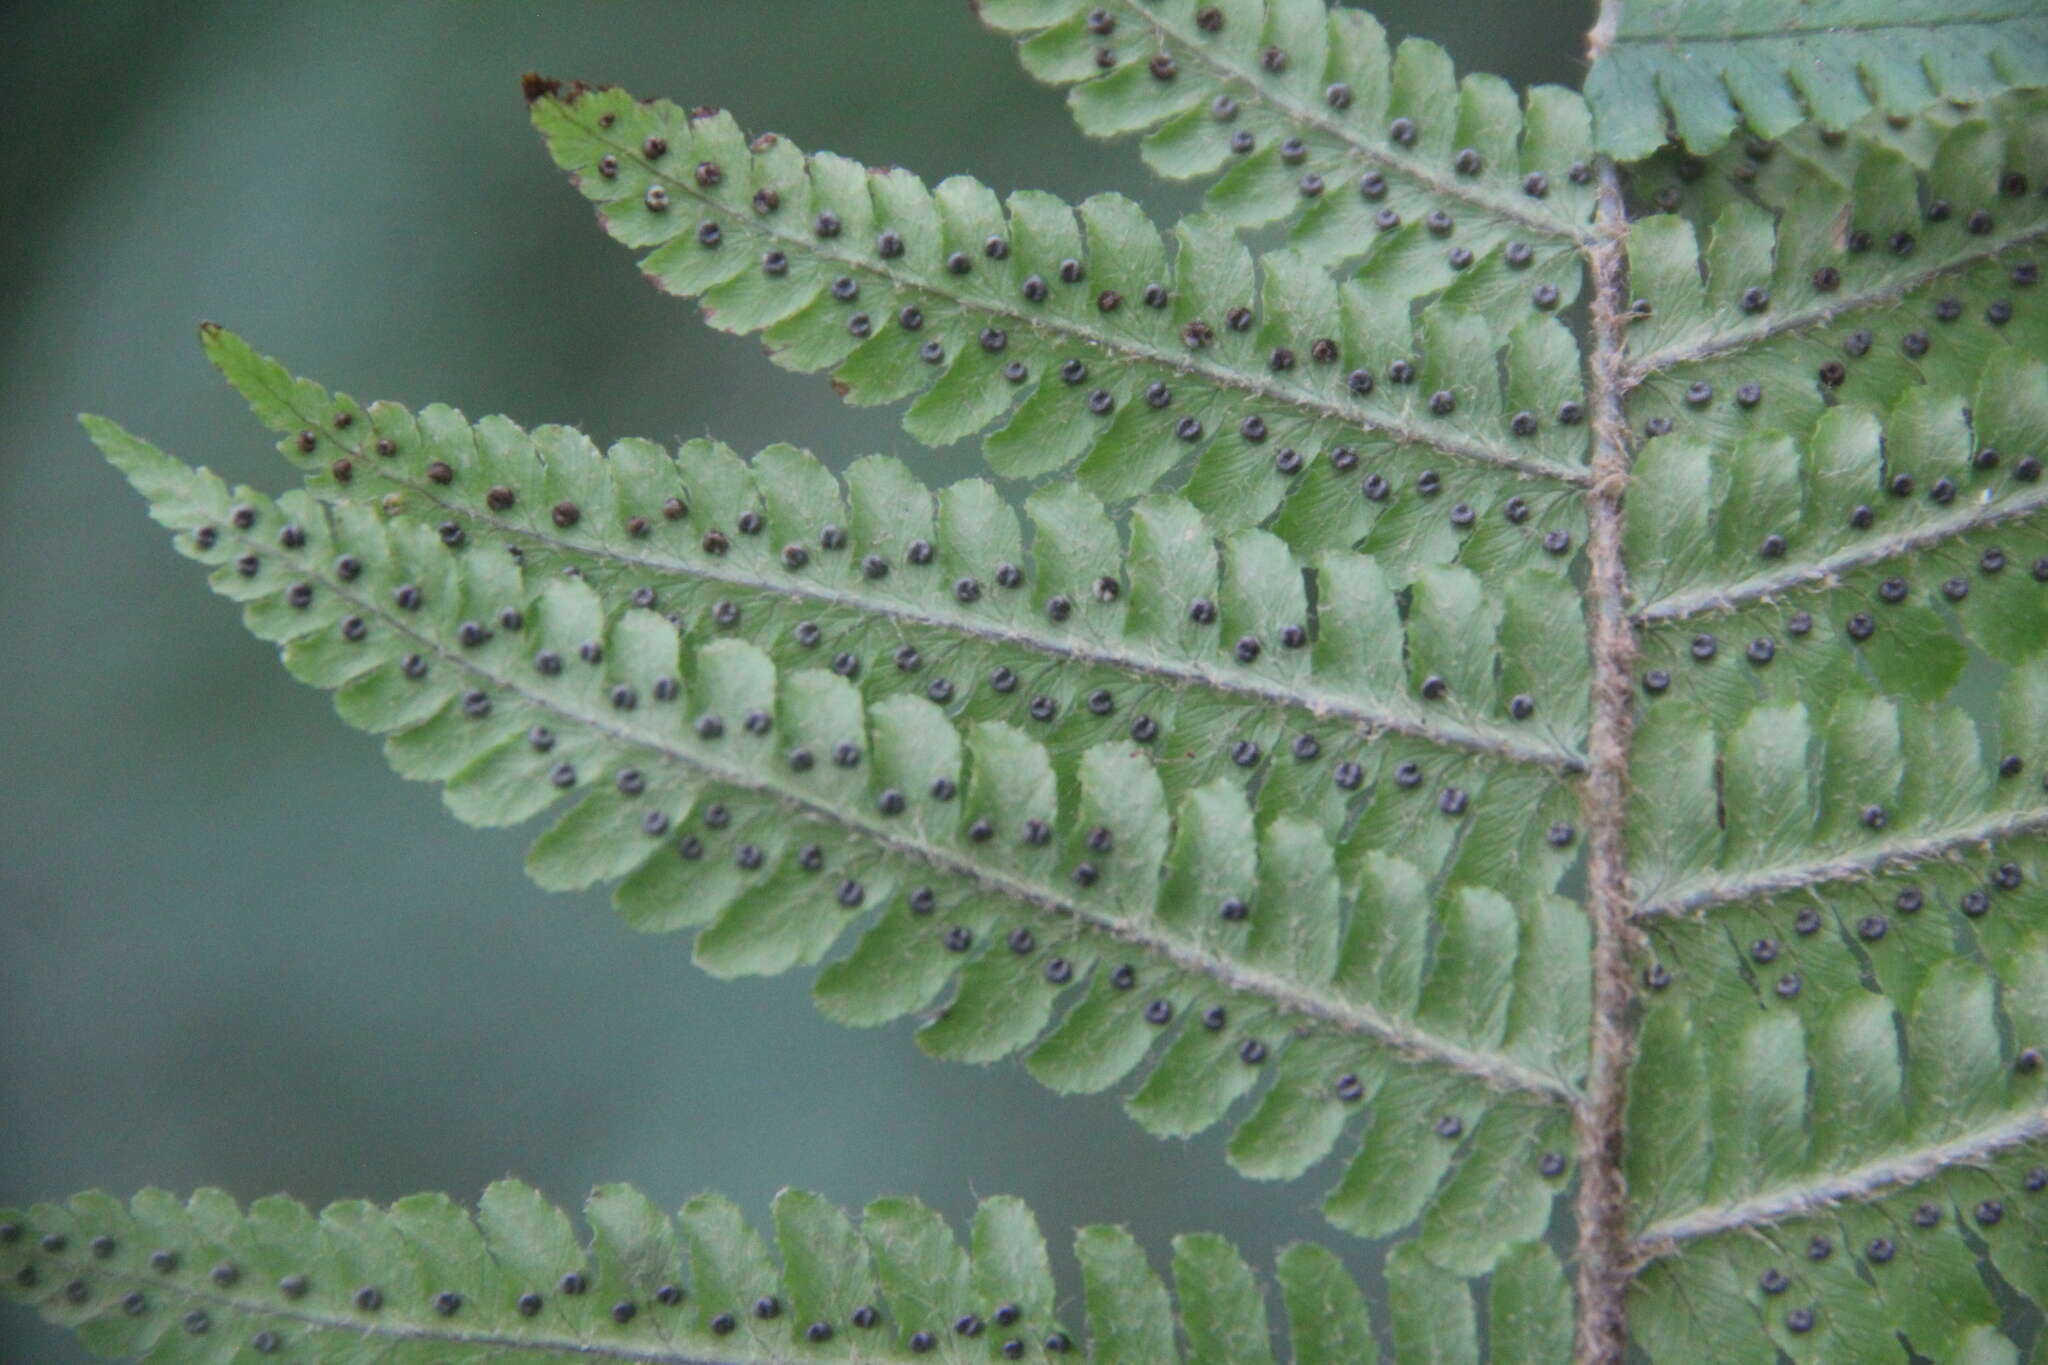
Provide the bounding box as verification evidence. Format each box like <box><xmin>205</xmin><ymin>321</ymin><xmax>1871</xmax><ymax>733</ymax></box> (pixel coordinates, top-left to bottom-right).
<box><xmin>1625</xmin><ymin>667</ymin><xmax>2048</xmax><ymax>1226</ymax></box>
<box><xmin>1608</xmin><ymin>101</ymin><xmax>2048</xmax><ymax>1136</ymax></box>
<box><xmin>1647</xmin><ymin>899</ymin><xmax>2046</xmax><ymax>1186</ymax></box>
<box><xmin>0</xmin><ymin>1181</ymin><xmax>1400</xmax><ymax>1365</ymax></box>
<box><xmin>1587</xmin><ymin>0</ymin><xmax>2048</xmax><ymax>158</ymax></box>
<box><xmin>200</xmin><ymin>326</ymin><xmax>1587</xmax><ymax>806</ymax></box>
<box><xmin>978</xmin><ymin>0</ymin><xmax>1595</xmax><ymax>269</ymax></box>
<box><xmin>1385</xmin><ymin>1241</ymin><xmax>1478</xmax><ymax>1364</ymax></box>
<box><xmin>529</xmin><ymin>80</ymin><xmax>1591</xmax><ymax>543</ymax></box>
<box><xmin>1617</xmin><ymin>98</ymin><xmax>2048</xmax><ymax>464</ymax></box>
<box><xmin>1632</xmin><ymin>1144</ymin><xmax>2048</xmax><ymax>1362</ymax></box>
<box><xmin>1631</xmin><ymin>716</ymin><xmax>2048</xmax><ymax>1334</ymax></box>
<box><xmin>1613</xmin><ymin>96</ymin><xmax>2048</xmax><ymax>925</ymax></box>
<box><xmin>1629</xmin><ymin>688</ymin><xmax>2048</xmax><ymax>922</ymax></box>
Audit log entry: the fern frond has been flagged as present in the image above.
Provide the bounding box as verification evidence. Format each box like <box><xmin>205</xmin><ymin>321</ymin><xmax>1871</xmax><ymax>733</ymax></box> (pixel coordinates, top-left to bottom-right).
<box><xmin>527</xmin><ymin>81</ymin><xmax>1592</xmax><ymax>542</ymax></box>
<box><xmin>1605</xmin><ymin>99</ymin><xmax>2048</xmax><ymax>927</ymax></box>
<box><xmin>1619</xmin><ymin>359</ymin><xmax>2048</xmax><ymax>919</ymax></box>
<box><xmin>1611</xmin><ymin>679</ymin><xmax>2048</xmax><ymax>1360</ymax></box>
<box><xmin>1624</xmin><ymin>364</ymin><xmax>2048</xmax><ymax>723</ymax></box>
<box><xmin>1546</xmin><ymin>75</ymin><xmax>2048</xmax><ymax>1365</ymax></box>
<box><xmin>86</xmin><ymin>412</ymin><xmax>1593</xmax><ymax>1282</ymax></box>
<box><xmin>1620</xmin><ymin>95</ymin><xmax>2048</xmax><ymax>407</ymax></box>
<box><xmin>976</xmin><ymin>0</ymin><xmax>1595</xmax><ymax>261</ymax></box>
<box><xmin>1628</xmin><ymin>810</ymin><xmax>2048</xmax><ymax>1209</ymax></box>
<box><xmin>49</xmin><ymin>9</ymin><xmax>2048</xmax><ymax>1357</ymax></box>
<box><xmin>1630</xmin><ymin>1124</ymin><xmax>2048</xmax><ymax>1360</ymax></box>
<box><xmin>0</xmin><ymin>1180</ymin><xmax>1565</xmax><ymax>1364</ymax></box>
<box><xmin>1594</xmin><ymin>104</ymin><xmax>2048</xmax><ymax>981</ymax></box>
<box><xmin>1586</xmin><ymin>0</ymin><xmax>2048</xmax><ymax>159</ymax></box>
<box><xmin>202</xmin><ymin>326</ymin><xmax>1588</xmax><ymax>786</ymax></box>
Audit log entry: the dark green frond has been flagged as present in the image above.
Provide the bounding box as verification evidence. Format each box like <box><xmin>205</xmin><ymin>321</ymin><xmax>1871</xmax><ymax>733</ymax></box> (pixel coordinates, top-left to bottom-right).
<box><xmin>1619</xmin><ymin>94</ymin><xmax>2048</xmax><ymax>413</ymax></box>
<box><xmin>1611</xmin><ymin>98</ymin><xmax>2048</xmax><ymax>920</ymax></box>
<box><xmin>1581</xmin><ymin>68</ymin><xmax>2048</xmax><ymax>1365</ymax></box>
<box><xmin>1627</xmin><ymin>744</ymin><xmax>2048</xmax><ymax>1215</ymax></box>
<box><xmin>1631</xmin><ymin>1133</ymin><xmax>2048</xmax><ymax>1361</ymax></box>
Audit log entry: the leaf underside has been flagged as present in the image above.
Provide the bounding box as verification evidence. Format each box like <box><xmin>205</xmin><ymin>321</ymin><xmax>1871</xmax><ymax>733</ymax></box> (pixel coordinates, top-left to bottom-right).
<box><xmin>1586</xmin><ymin>1</ymin><xmax>2048</xmax><ymax>159</ymax></box>
<box><xmin>0</xmin><ymin>1180</ymin><xmax>1576</xmax><ymax>1364</ymax></box>
<box><xmin>25</xmin><ymin>0</ymin><xmax>2048</xmax><ymax>1360</ymax></box>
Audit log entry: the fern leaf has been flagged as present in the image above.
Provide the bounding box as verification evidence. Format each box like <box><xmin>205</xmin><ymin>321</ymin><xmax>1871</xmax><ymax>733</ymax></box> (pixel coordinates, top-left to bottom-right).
<box><xmin>1631</xmin><ymin>1142</ymin><xmax>2048</xmax><ymax>1361</ymax></box>
<box><xmin>1586</xmin><ymin>0</ymin><xmax>2048</xmax><ymax>160</ymax></box>
<box><xmin>85</xmin><ymin>409</ymin><xmax>1590</xmax><ymax>1280</ymax></box>
<box><xmin>201</xmin><ymin>325</ymin><xmax>1587</xmax><ymax>793</ymax></box>
<box><xmin>527</xmin><ymin>80</ymin><xmax>1590</xmax><ymax>539</ymax></box>
<box><xmin>1619</xmin><ymin>96</ymin><xmax>2048</xmax><ymax>416</ymax></box>
<box><xmin>1629</xmin><ymin>712</ymin><xmax>2048</xmax><ymax>1211</ymax></box>
<box><xmin>977</xmin><ymin>0</ymin><xmax>1596</xmax><ymax>264</ymax></box>
<box><xmin>2</xmin><ymin>1180</ymin><xmax>1544</xmax><ymax>1364</ymax></box>
<box><xmin>1612</xmin><ymin>95</ymin><xmax>2048</xmax><ymax>916</ymax></box>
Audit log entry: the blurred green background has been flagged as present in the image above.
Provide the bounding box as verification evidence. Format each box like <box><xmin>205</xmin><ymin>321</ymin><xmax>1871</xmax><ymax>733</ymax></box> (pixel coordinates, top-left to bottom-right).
<box><xmin>0</xmin><ymin>3</ymin><xmax>1583</xmax><ymax>1358</ymax></box>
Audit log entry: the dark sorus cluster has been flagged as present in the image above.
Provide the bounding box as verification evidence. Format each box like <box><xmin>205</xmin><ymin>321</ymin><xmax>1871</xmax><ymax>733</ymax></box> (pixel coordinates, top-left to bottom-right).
<box><xmin>23</xmin><ymin>4</ymin><xmax>2048</xmax><ymax>1363</ymax></box>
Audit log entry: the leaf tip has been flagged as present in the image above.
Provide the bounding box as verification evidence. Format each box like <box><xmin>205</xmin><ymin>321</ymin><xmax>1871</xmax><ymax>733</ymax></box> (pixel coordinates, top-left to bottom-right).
<box><xmin>79</xmin><ymin>413</ymin><xmax>137</xmax><ymax>464</ymax></box>
<box><xmin>195</xmin><ymin>321</ymin><xmax>252</xmax><ymax>373</ymax></box>
<box><xmin>521</xmin><ymin>71</ymin><xmax>563</xmax><ymax>104</ymax></box>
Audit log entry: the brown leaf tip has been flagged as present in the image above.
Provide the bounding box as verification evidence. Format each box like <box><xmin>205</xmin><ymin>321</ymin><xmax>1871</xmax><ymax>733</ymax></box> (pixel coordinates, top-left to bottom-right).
<box><xmin>521</xmin><ymin>72</ymin><xmax>563</xmax><ymax>104</ymax></box>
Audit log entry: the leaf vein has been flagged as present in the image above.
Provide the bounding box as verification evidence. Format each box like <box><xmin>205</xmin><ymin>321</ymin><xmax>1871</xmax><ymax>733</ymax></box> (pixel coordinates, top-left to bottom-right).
<box><xmin>1629</xmin><ymin>1104</ymin><xmax>2048</xmax><ymax>1259</ymax></box>
<box><xmin>1631</xmin><ymin>484</ymin><xmax>2048</xmax><ymax>624</ymax></box>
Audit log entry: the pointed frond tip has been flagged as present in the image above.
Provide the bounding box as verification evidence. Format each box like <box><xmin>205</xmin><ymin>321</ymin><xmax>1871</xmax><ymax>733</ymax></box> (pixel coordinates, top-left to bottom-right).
<box><xmin>526</xmin><ymin>79</ymin><xmax>1594</xmax><ymax>543</ymax></box>
<box><xmin>85</xmin><ymin>406</ymin><xmax>1604</xmax><ymax>1273</ymax></box>
<box><xmin>0</xmin><ymin>1181</ymin><xmax>1574</xmax><ymax>1365</ymax></box>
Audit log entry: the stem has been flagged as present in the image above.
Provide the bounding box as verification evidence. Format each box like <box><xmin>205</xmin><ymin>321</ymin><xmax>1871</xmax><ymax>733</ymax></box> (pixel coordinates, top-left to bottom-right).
<box><xmin>1570</xmin><ymin>8</ymin><xmax>1642</xmax><ymax>1350</ymax></box>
